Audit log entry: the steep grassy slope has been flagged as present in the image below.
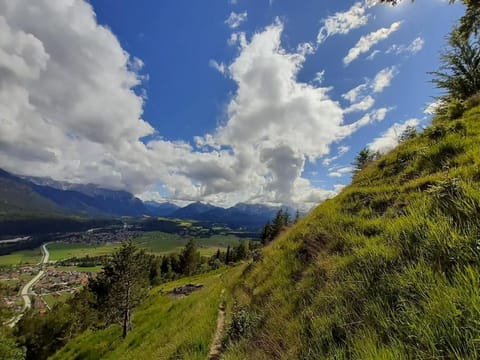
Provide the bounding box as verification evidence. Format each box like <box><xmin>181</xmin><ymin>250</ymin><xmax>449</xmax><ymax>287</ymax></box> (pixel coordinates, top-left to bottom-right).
<box><xmin>222</xmin><ymin>106</ymin><xmax>480</xmax><ymax>359</ymax></box>
<box><xmin>51</xmin><ymin>265</ymin><xmax>245</xmax><ymax>360</ymax></box>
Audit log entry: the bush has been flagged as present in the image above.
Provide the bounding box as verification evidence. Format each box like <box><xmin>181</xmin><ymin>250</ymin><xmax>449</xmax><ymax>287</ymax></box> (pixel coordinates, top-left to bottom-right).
<box><xmin>225</xmin><ymin>305</ymin><xmax>260</xmax><ymax>342</ymax></box>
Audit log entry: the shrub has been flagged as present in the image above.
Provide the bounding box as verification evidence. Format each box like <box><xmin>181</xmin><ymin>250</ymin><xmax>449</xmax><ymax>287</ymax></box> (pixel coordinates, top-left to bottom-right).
<box><xmin>225</xmin><ymin>305</ymin><xmax>260</xmax><ymax>342</ymax></box>
<box><xmin>465</xmin><ymin>92</ymin><xmax>480</xmax><ymax>109</ymax></box>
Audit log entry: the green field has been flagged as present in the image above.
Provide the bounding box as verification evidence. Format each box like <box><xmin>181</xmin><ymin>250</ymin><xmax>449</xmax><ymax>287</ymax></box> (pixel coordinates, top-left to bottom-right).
<box><xmin>134</xmin><ymin>232</ymin><xmax>242</xmax><ymax>256</ymax></box>
<box><xmin>0</xmin><ymin>232</ymin><xmax>246</xmax><ymax>266</ymax></box>
<box><xmin>0</xmin><ymin>248</ymin><xmax>42</xmax><ymax>266</ymax></box>
<box><xmin>42</xmin><ymin>292</ymin><xmax>73</xmax><ymax>308</ymax></box>
<box><xmin>48</xmin><ymin>242</ymin><xmax>120</xmax><ymax>261</ymax></box>
<box><xmin>51</xmin><ymin>265</ymin><xmax>245</xmax><ymax>360</ymax></box>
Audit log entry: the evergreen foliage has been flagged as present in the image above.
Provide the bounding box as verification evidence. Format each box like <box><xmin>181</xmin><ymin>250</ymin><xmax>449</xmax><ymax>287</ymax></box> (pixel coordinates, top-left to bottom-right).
<box><xmin>180</xmin><ymin>239</ymin><xmax>201</xmax><ymax>275</ymax></box>
<box><xmin>352</xmin><ymin>147</ymin><xmax>376</xmax><ymax>173</ymax></box>
<box><xmin>90</xmin><ymin>241</ymin><xmax>149</xmax><ymax>338</ymax></box>
<box><xmin>260</xmin><ymin>209</ymin><xmax>292</xmax><ymax>244</ymax></box>
<box><xmin>431</xmin><ymin>30</ymin><xmax>480</xmax><ymax>101</ymax></box>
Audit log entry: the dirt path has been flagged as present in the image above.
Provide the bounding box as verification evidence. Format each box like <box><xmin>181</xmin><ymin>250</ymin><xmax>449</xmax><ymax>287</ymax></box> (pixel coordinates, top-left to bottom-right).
<box><xmin>208</xmin><ymin>290</ymin><xmax>226</xmax><ymax>360</ymax></box>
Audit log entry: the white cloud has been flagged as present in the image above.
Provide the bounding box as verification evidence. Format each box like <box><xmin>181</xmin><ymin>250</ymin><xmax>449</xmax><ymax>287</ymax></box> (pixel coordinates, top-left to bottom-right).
<box><xmin>322</xmin><ymin>145</ymin><xmax>350</xmax><ymax>166</ymax></box>
<box><xmin>313</xmin><ymin>70</ymin><xmax>326</xmax><ymax>85</ymax></box>
<box><xmin>225</xmin><ymin>11</ymin><xmax>248</xmax><ymax>29</ymax></box>
<box><xmin>343</xmin><ymin>83</ymin><xmax>369</xmax><ymax>103</ymax></box>
<box><xmin>197</xmin><ymin>21</ymin><xmax>361</xmax><ymax>206</ymax></box>
<box><xmin>344</xmin><ymin>21</ymin><xmax>402</xmax><ymax>65</ymax></box>
<box><xmin>328</xmin><ymin>166</ymin><xmax>353</xmax><ymax>178</ymax></box>
<box><xmin>342</xmin><ymin>66</ymin><xmax>397</xmax><ymax>112</ymax></box>
<box><xmin>0</xmin><ymin>0</ymin><xmax>154</xmax><ymax>193</ymax></box>
<box><xmin>209</xmin><ymin>59</ymin><xmax>226</xmax><ymax>74</ymax></box>
<box><xmin>372</xmin><ymin>66</ymin><xmax>398</xmax><ymax>93</ymax></box>
<box><xmin>228</xmin><ymin>32</ymin><xmax>247</xmax><ymax>47</ymax></box>
<box><xmin>317</xmin><ymin>2</ymin><xmax>370</xmax><ymax>44</ymax></box>
<box><xmin>387</xmin><ymin>37</ymin><xmax>424</xmax><ymax>56</ymax></box>
<box><xmin>369</xmin><ymin>118</ymin><xmax>419</xmax><ymax>154</ymax></box>
<box><xmin>424</xmin><ymin>100</ymin><xmax>442</xmax><ymax>115</ymax></box>
<box><xmin>366</xmin><ymin>49</ymin><xmax>381</xmax><ymax>60</ymax></box>
<box><xmin>344</xmin><ymin>95</ymin><xmax>375</xmax><ymax>113</ymax></box>
<box><xmin>348</xmin><ymin>107</ymin><xmax>392</xmax><ymax>132</ymax></box>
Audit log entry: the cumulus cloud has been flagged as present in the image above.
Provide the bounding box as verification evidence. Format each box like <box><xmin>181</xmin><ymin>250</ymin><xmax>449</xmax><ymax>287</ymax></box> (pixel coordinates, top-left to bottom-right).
<box><xmin>344</xmin><ymin>21</ymin><xmax>402</xmax><ymax>65</ymax></box>
<box><xmin>317</xmin><ymin>2</ymin><xmax>370</xmax><ymax>44</ymax></box>
<box><xmin>387</xmin><ymin>37</ymin><xmax>424</xmax><ymax>56</ymax></box>
<box><xmin>0</xmin><ymin>0</ymin><xmax>154</xmax><ymax>192</ymax></box>
<box><xmin>369</xmin><ymin>118</ymin><xmax>419</xmax><ymax>154</ymax></box>
<box><xmin>197</xmin><ymin>21</ymin><xmax>365</xmax><ymax>206</ymax></box>
<box><xmin>225</xmin><ymin>11</ymin><xmax>248</xmax><ymax>29</ymax></box>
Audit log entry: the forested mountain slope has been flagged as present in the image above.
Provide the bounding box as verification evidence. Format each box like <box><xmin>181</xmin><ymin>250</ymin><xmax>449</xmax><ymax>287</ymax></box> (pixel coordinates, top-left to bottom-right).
<box><xmin>222</xmin><ymin>105</ymin><xmax>480</xmax><ymax>359</ymax></box>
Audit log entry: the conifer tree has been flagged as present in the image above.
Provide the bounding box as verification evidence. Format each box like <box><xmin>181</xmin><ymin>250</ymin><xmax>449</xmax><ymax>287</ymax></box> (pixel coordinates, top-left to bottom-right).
<box><xmin>91</xmin><ymin>240</ymin><xmax>149</xmax><ymax>338</ymax></box>
<box><xmin>180</xmin><ymin>239</ymin><xmax>201</xmax><ymax>276</ymax></box>
<box><xmin>225</xmin><ymin>245</ymin><xmax>231</xmax><ymax>264</ymax></box>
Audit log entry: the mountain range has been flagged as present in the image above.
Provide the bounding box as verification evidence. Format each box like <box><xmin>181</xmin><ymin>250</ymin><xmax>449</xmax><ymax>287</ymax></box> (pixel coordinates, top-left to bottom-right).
<box><xmin>0</xmin><ymin>169</ymin><xmax>288</xmax><ymax>230</ymax></box>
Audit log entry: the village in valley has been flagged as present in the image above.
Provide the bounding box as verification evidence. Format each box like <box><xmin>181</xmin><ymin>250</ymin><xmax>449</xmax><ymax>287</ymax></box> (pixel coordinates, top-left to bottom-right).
<box><xmin>1</xmin><ymin>262</ymin><xmax>96</xmax><ymax>315</ymax></box>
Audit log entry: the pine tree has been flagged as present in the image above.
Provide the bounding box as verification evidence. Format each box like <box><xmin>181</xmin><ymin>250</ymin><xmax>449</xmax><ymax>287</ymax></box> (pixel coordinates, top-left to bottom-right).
<box><xmin>180</xmin><ymin>239</ymin><xmax>201</xmax><ymax>276</ymax></box>
<box><xmin>225</xmin><ymin>245</ymin><xmax>231</xmax><ymax>264</ymax></box>
<box><xmin>294</xmin><ymin>210</ymin><xmax>300</xmax><ymax>224</ymax></box>
<box><xmin>352</xmin><ymin>148</ymin><xmax>375</xmax><ymax>173</ymax></box>
<box><xmin>90</xmin><ymin>240</ymin><xmax>149</xmax><ymax>338</ymax></box>
<box><xmin>260</xmin><ymin>221</ymin><xmax>273</xmax><ymax>245</ymax></box>
<box><xmin>272</xmin><ymin>209</ymin><xmax>285</xmax><ymax>235</ymax></box>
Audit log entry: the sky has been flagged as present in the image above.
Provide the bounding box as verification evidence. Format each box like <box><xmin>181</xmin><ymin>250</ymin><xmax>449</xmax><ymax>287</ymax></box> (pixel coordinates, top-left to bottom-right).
<box><xmin>0</xmin><ymin>0</ymin><xmax>465</xmax><ymax>210</ymax></box>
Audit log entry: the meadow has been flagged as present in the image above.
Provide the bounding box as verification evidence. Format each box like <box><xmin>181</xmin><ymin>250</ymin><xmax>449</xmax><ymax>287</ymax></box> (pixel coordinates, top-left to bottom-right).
<box><xmin>221</xmin><ymin>105</ymin><xmax>480</xmax><ymax>359</ymax></box>
<box><xmin>0</xmin><ymin>232</ymin><xmax>245</xmax><ymax>266</ymax></box>
<box><xmin>51</xmin><ymin>265</ymin><xmax>245</xmax><ymax>360</ymax></box>
<box><xmin>0</xmin><ymin>248</ymin><xmax>42</xmax><ymax>266</ymax></box>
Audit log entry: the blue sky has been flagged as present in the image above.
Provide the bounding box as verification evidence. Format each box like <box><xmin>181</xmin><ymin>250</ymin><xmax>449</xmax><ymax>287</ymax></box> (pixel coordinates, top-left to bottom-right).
<box><xmin>0</xmin><ymin>0</ymin><xmax>465</xmax><ymax>209</ymax></box>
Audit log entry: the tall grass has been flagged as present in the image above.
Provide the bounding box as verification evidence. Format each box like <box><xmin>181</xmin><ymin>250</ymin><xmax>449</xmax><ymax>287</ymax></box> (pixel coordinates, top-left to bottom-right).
<box><xmin>51</xmin><ymin>265</ymin><xmax>245</xmax><ymax>360</ymax></box>
<box><xmin>222</xmin><ymin>106</ymin><xmax>480</xmax><ymax>359</ymax></box>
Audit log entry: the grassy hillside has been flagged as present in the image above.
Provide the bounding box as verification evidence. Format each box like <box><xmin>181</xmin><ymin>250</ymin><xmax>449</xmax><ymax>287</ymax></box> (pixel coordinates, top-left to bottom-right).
<box><xmin>51</xmin><ymin>265</ymin><xmax>245</xmax><ymax>360</ymax></box>
<box><xmin>221</xmin><ymin>106</ymin><xmax>480</xmax><ymax>359</ymax></box>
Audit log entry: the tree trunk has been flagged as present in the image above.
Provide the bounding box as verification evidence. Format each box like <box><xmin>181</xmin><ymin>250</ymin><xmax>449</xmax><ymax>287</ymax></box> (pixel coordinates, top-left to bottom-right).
<box><xmin>122</xmin><ymin>286</ymin><xmax>131</xmax><ymax>338</ymax></box>
<box><xmin>122</xmin><ymin>307</ymin><xmax>130</xmax><ymax>338</ymax></box>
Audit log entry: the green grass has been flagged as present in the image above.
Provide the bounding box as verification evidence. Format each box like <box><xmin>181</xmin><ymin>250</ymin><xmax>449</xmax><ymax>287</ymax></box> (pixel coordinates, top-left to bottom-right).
<box><xmin>0</xmin><ymin>232</ymin><xmax>244</xmax><ymax>267</ymax></box>
<box><xmin>42</xmin><ymin>292</ymin><xmax>73</xmax><ymax>308</ymax></box>
<box><xmin>47</xmin><ymin>242</ymin><xmax>120</xmax><ymax>262</ymax></box>
<box><xmin>134</xmin><ymin>232</ymin><xmax>242</xmax><ymax>256</ymax></box>
<box><xmin>0</xmin><ymin>248</ymin><xmax>42</xmax><ymax>266</ymax></box>
<box><xmin>221</xmin><ymin>105</ymin><xmax>480</xmax><ymax>359</ymax></box>
<box><xmin>51</xmin><ymin>265</ymin><xmax>245</xmax><ymax>360</ymax></box>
